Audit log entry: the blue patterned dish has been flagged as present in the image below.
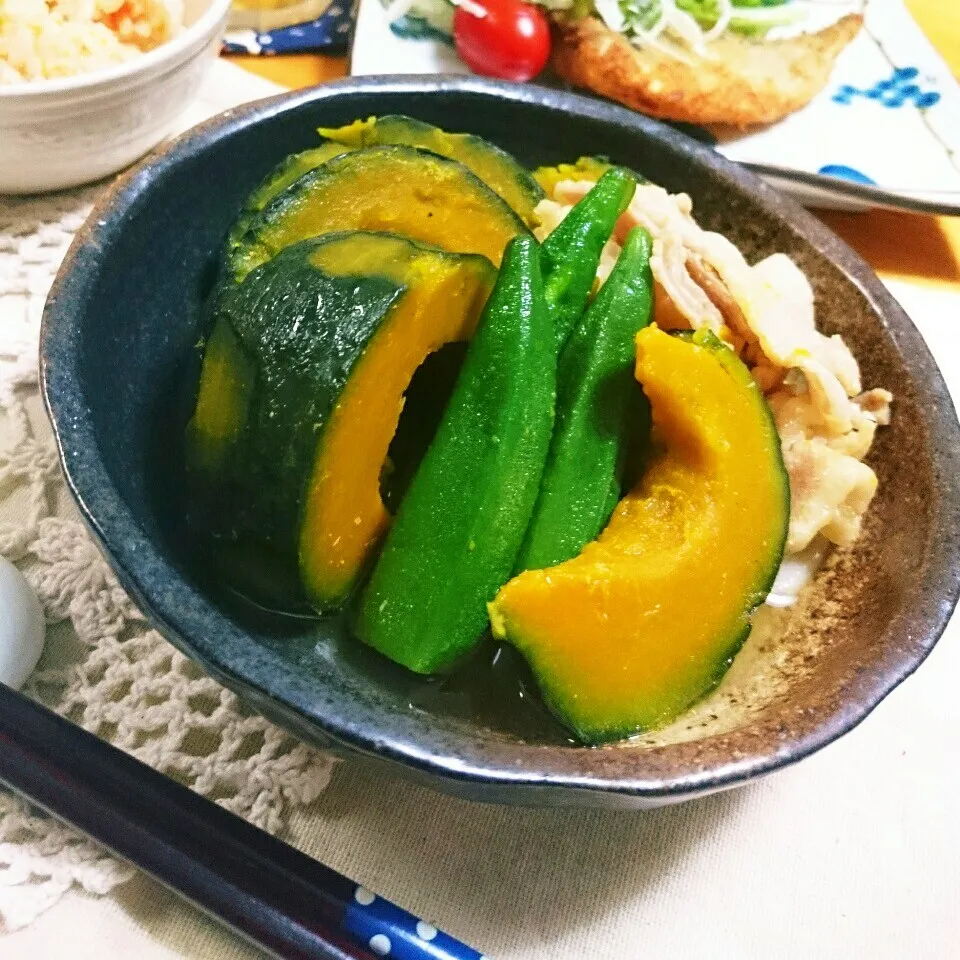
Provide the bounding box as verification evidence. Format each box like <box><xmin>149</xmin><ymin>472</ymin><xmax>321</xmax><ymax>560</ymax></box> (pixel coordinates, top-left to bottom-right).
<box><xmin>351</xmin><ymin>0</ymin><xmax>960</xmax><ymax>213</ymax></box>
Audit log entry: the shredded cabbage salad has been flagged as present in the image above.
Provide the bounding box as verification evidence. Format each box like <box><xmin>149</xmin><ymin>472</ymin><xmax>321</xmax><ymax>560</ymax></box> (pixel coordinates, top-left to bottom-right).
<box><xmin>562</xmin><ymin>0</ymin><xmax>850</xmax><ymax>57</ymax></box>
<box><xmin>387</xmin><ymin>0</ymin><xmax>858</xmax><ymax>61</ymax></box>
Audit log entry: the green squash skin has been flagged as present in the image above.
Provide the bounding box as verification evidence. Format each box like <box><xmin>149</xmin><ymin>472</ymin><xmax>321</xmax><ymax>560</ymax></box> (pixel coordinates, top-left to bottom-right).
<box><xmin>226</xmin><ymin>142</ymin><xmax>356</xmax><ymax>255</ymax></box>
<box><xmin>318</xmin><ymin>115</ymin><xmax>545</xmax><ymax>222</ymax></box>
<box><xmin>189</xmin><ymin>240</ymin><xmax>404</xmax><ymax>555</ymax></box>
<box><xmin>493</xmin><ymin>329</ymin><xmax>791</xmax><ymax>745</ymax></box>
<box><xmin>680</xmin><ymin>328</ymin><xmax>792</xmax><ymax>609</ymax></box>
<box><xmin>516</xmin><ymin>227</ymin><xmax>655</xmax><ymax>573</ymax></box>
<box><xmin>540</xmin><ymin>167</ymin><xmax>637</xmax><ymax>350</ymax></box>
<box><xmin>228</xmin><ymin>145</ymin><xmax>529</xmax><ymax>283</ymax></box>
<box><xmin>550</xmin><ymin>619</ymin><xmax>755</xmax><ymax>747</ymax></box>
<box><xmin>356</xmin><ymin>235</ymin><xmax>556</xmax><ymax>674</ymax></box>
<box><xmin>186</xmin><ymin>232</ymin><xmax>494</xmax><ymax>565</ymax></box>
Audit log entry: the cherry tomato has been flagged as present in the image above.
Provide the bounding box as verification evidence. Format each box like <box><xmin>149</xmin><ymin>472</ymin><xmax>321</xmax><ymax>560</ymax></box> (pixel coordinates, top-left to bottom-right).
<box><xmin>453</xmin><ymin>0</ymin><xmax>552</xmax><ymax>84</ymax></box>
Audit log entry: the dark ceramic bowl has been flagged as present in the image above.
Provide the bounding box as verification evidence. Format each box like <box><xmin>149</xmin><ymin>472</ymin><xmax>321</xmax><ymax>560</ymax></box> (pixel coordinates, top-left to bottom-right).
<box><xmin>42</xmin><ymin>76</ymin><xmax>960</xmax><ymax>808</ymax></box>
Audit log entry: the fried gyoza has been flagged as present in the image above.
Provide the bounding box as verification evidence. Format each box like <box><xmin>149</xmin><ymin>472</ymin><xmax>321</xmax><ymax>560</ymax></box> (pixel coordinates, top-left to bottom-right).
<box><xmin>551</xmin><ymin>13</ymin><xmax>863</xmax><ymax>128</ymax></box>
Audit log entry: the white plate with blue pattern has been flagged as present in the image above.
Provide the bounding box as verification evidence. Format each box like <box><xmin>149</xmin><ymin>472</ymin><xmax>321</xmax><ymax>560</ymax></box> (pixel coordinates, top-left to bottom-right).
<box><xmin>350</xmin><ymin>0</ymin><xmax>960</xmax><ymax>214</ymax></box>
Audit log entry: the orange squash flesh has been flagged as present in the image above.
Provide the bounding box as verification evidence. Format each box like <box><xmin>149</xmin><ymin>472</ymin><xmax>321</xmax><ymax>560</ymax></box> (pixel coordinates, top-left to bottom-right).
<box><xmin>235</xmin><ymin>146</ymin><xmax>527</xmax><ymax>281</ymax></box>
<box><xmin>185</xmin><ymin>319</ymin><xmax>255</xmax><ymax>474</ymax></box>
<box><xmin>299</xmin><ymin>236</ymin><xmax>495</xmax><ymax>607</ymax></box>
<box><xmin>489</xmin><ymin>326</ymin><xmax>789</xmax><ymax>743</ymax></box>
<box><xmin>319</xmin><ymin>116</ymin><xmax>545</xmax><ymax>223</ymax></box>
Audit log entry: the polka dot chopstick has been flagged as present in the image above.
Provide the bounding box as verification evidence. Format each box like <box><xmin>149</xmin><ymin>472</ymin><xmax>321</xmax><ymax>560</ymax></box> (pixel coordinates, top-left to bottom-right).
<box><xmin>0</xmin><ymin>686</ymin><xmax>488</xmax><ymax>960</ymax></box>
<box><xmin>345</xmin><ymin>884</ymin><xmax>488</xmax><ymax>959</ymax></box>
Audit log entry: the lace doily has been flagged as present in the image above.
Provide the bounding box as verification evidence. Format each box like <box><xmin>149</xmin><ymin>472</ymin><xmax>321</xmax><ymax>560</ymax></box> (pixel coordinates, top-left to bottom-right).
<box><xmin>0</xmin><ymin>71</ymin><xmax>336</xmax><ymax>936</ymax></box>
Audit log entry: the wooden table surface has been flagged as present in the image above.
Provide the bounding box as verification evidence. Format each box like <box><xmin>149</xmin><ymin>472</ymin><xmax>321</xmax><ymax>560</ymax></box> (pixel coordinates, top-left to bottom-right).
<box><xmin>229</xmin><ymin>0</ymin><xmax>960</xmax><ymax>294</ymax></box>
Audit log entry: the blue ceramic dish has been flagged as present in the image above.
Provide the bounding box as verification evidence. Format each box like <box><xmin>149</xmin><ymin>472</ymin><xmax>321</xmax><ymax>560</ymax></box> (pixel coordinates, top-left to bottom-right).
<box><xmin>41</xmin><ymin>76</ymin><xmax>960</xmax><ymax>808</ymax></box>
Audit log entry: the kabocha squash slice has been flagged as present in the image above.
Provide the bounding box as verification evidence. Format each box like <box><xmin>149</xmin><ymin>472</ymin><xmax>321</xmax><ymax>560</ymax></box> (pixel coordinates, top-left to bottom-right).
<box><xmin>226</xmin><ymin>142</ymin><xmax>357</xmax><ymax>253</ymax></box>
<box><xmin>228</xmin><ymin>146</ymin><xmax>529</xmax><ymax>281</ymax></box>
<box><xmin>185</xmin><ymin>318</ymin><xmax>255</xmax><ymax>475</ymax></box>
<box><xmin>320</xmin><ymin>115</ymin><xmax>545</xmax><ymax>223</ymax></box>
<box><xmin>489</xmin><ymin>326</ymin><xmax>790</xmax><ymax>744</ymax></box>
<box><xmin>186</xmin><ymin>231</ymin><xmax>496</xmax><ymax>609</ymax></box>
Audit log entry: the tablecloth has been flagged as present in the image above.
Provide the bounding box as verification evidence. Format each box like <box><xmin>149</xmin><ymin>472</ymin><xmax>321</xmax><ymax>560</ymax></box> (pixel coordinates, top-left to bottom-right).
<box><xmin>2</xmin><ymin>52</ymin><xmax>959</xmax><ymax>960</ymax></box>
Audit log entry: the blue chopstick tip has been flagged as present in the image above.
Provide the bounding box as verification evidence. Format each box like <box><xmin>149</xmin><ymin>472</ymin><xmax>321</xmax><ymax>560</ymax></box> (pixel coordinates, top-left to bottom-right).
<box><xmin>345</xmin><ymin>883</ymin><xmax>488</xmax><ymax>958</ymax></box>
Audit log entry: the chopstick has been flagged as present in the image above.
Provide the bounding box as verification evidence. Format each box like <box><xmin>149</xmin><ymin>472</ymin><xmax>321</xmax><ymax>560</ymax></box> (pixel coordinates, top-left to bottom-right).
<box><xmin>0</xmin><ymin>685</ymin><xmax>486</xmax><ymax>960</ymax></box>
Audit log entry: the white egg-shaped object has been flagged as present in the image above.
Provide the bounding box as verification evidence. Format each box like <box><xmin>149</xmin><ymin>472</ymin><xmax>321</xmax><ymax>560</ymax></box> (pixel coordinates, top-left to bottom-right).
<box><xmin>0</xmin><ymin>556</ymin><xmax>45</xmax><ymax>690</ymax></box>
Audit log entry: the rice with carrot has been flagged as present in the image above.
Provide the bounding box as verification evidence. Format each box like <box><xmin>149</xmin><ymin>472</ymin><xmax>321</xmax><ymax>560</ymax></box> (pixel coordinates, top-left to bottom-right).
<box><xmin>0</xmin><ymin>0</ymin><xmax>183</xmax><ymax>83</ymax></box>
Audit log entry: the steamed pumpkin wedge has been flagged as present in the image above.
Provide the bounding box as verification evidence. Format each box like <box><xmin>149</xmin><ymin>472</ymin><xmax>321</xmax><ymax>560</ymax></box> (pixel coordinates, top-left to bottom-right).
<box><xmin>185</xmin><ymin>317</ymin><xmax>255</xmax><ymax>475</ymax></box>
<box><xmin>226</xmin><ymin>141</ymin><xmax>357</xmax><ymax>254</ymax></box>
<box><xmin>489</xmin><ymin>326</ymin><xmax>790</xmax><ymax>743</ymax></box>
<box><xmin>319</xmin><ymin>115</ymin><xmax>545</xmax><ymax>223</ymax></box>
<box><xmin>186</xmin><ymin>231</ymin><xmax>496</xmax><ymax>609</ymax></box>
<box><xmin>228</xmin><ymin>145</ymin><xmax>529</xmax><ymax>281</ymax></box>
